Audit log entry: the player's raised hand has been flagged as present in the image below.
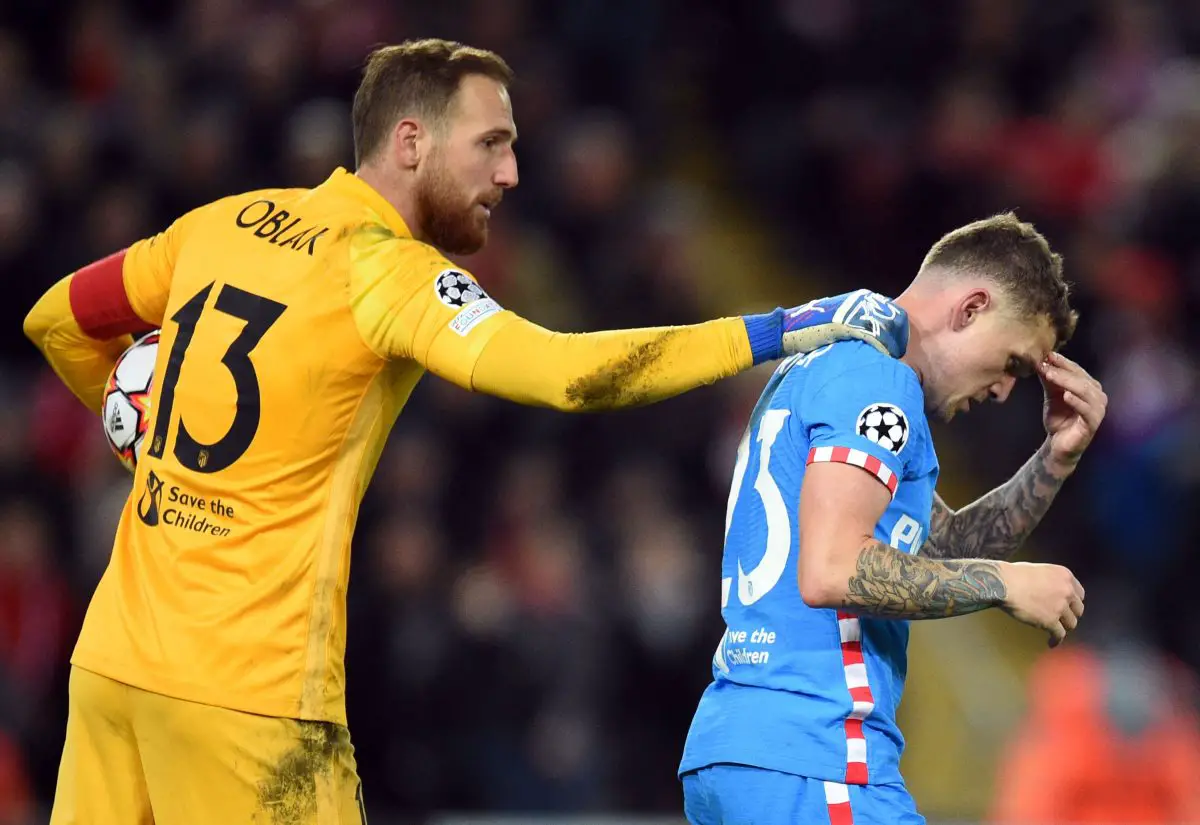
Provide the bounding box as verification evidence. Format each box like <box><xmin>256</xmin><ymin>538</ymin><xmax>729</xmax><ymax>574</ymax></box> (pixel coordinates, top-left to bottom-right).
<box><xmin>997</xmin><ymin>561</ymin><xmax>1085</xmax><ymax>648</ymax></box>
<box><xmin>1037</xmin><ymin>351</ymin><xmax>1107</xmax><ymax>471</ymax></box>
<box><xmin>781</xmin><ymin>290</ymin><xmax>910</xmax><ymax>359</ymax></box>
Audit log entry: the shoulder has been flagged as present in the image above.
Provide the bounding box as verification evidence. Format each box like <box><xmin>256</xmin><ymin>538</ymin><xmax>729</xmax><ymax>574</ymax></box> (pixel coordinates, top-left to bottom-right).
<box><xmin>344</xmin><ymin>226</ymin><xmax>494</xmax><ymax>306</ymax></box>
<box><xmin>790</xmin><ymin>341</ymin><xmax>928</xmax><ymax>448</ymax></box>
<box><xmin>795</xmin><ymin>343</ymin><xmax>933</xmax><ymax>471</ymax></box>
<box><xmin>344</xmin><ymin>225</ymin><xmax>458</xmax><ymax>274</ymax></box>
<box><xmin>799</xmin><ymin>341</ymin><xmax>922</xmax><ymax>402</ymax></box>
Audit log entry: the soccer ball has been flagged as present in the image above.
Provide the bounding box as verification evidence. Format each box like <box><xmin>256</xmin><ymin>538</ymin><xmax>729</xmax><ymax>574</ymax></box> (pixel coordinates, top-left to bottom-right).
<box><xmin>102</xmin><ymin>331</ymin><xmax>160</xmax><ymax>472</ymax></box>
<box><xmin>857</xmin><ymin>403</ymin><xmax>908</xmax><ymax>453</ymax></box>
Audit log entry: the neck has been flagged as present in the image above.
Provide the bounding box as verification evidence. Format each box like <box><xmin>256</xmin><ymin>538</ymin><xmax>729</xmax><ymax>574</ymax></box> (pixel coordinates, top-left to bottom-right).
<box><xmin>894</xmin><ymin>289</ymin><xmax>930</xmax><ymax>386</ymax></box>
<box><xmin>355</xmin><ymin>163</ymin><xmax>428</xmax><ymax>244</ymax></box>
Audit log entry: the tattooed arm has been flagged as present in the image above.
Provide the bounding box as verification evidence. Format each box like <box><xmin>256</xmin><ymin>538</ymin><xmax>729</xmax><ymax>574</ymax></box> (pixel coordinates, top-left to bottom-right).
<box><xmin>799</xmin><ymin>461</ymin><xmax>1008</xmax><ymax>618</ymax></box>
<box><xmin>798</xmin><ymin>460</ymin><xmax>1084</xmax><ymax>644</ymax></box>
<box><xmin>922</xmin><ymin>441</ymin><xmax>1068</xmax><ymax>562</ymax></box>
<box><xmin>844</xmin><ymin>539</ymin><xmax>1007</xmax><ymax>618</ymax></box>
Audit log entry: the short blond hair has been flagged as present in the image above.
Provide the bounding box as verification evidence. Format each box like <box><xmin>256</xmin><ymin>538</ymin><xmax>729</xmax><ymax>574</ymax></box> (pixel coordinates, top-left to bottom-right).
<box><xmin>921</xmin><ymin>212</ymin><xmax>1077</xmax><ymax>346</ymax></box>
<box><xmin>352</xmin><ymin>39</ymin><xmax>514</xmax><ymax>166</ymax></box>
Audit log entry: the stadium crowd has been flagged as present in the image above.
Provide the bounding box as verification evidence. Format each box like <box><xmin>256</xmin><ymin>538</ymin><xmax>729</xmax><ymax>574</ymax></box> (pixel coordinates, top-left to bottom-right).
<box><xmin>0</xmin><ymin>0</ymin><xmax>1198</xmax><ymax>822</ymax></box>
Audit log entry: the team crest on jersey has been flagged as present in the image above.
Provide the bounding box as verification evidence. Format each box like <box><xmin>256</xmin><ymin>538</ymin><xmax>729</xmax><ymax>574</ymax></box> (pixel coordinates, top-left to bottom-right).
<box><xmin>435</xmin><ymin>269</ymin><xmax>488</xmax><ymax>308</ymax></box>
<box><xmin>856</xmin><ymin>403</ymin><xmax>909</xmax><ymax>454</ymax></box>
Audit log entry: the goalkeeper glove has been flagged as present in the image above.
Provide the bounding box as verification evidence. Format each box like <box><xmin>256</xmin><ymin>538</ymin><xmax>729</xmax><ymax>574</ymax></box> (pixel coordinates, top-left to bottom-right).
<box><xmin>742</xmin><ymin>289</ymin><xmax>909</xmax><ymax>364</ymax></box>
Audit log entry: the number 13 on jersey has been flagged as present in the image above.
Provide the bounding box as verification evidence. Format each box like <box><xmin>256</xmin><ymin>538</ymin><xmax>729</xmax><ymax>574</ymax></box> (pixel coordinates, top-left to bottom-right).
<box><xmin>148</xmin><ymin>282</ymin><xmax>286</xmax><ymax>474</ymax></box>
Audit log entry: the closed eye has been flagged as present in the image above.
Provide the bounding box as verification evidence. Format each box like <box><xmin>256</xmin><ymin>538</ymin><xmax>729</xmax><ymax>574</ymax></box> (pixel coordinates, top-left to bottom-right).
<box><xmin>1006</xmin><ymin>356</ymin><xmax>1034</xmax><ymax>379</ymax></box>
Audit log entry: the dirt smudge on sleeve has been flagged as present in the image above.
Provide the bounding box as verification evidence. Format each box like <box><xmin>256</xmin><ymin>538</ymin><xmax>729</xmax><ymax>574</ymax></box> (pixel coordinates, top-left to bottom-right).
<box><xmin>563</xmin><ymin>330</ymin><xmax>679</xmax><ymax>410</ymax></box>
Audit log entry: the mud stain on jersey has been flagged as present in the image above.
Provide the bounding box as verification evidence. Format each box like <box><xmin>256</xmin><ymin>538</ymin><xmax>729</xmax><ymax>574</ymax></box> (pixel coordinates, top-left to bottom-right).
<box><xmin>564</xmin><ymin>330</ymin><xmax>678</xmax><ymax>409</ymax></box>
<box><xmin>348</xmin><ymin>223</ymin><xmax>398</xmax><ymax>244</ymax></box>
<box><xmin>255</xmin><ymin>720</ymin><xmax>337</xmax><ymax>825</ymax></box>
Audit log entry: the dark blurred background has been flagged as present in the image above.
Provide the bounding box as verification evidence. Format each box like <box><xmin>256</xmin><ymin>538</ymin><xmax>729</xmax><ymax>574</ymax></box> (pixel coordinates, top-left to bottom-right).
<box><xmin>2</xmin><ymin>1</ymin><xmax>1200</xmax><ymax>823</ymax></box>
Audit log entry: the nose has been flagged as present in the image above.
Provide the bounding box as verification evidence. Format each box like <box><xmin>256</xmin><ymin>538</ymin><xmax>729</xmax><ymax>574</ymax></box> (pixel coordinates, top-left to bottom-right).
<box><xmin>989</xmin><ymin>374</ymin><xmax>1017</xmax><ymax>403</ymax></box>
<box><xmin>494</xmin><ymin>147</ymin><xmax>518</xmax><ymax>189</ymax></box>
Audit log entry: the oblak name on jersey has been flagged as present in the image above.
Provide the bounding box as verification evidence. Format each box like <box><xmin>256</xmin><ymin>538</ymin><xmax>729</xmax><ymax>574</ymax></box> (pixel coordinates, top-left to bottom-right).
<box><xmin>681</xmin><ymin>340</ymin><xmax>939</xmax><ymax>788</ymax></box>
<box><xmin>234</xmin><ymin>199</ymin><xmax>330</xmax><ymax>255</ymax></box>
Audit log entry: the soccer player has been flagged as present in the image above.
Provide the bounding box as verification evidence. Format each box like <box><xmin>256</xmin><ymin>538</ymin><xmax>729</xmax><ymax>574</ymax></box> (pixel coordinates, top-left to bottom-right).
<box><xmin>678</xmin><ymin>213</ymin><xmax>1107</xmax><ymax>825</ymax></box>
<box><xmin>23</xmin><ymin>39</ymin><xmax>909</xmax><ymax>824</ymax></box>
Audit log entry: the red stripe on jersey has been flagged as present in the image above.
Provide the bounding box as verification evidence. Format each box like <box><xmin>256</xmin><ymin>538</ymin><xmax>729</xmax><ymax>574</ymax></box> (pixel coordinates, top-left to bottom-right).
<box><xmin>849</xmin><ymin>686</ymin><xmax>874</xmax><ymax>705</ymax></box>
<box><xmin>828</xmin><ymin>800</ymin><xmax>855</xmax><ymax>825</ymax></box>
<box><xmin>69</xmin><ymin>250</ymin><xmax>151</xmax><ymax>339</ymax></box>
<box><xmin>845</xmin><ymin>761</ymin><xmax>869</xmax><ymax>785</ymax></box>
<box><xmin>842</xmin><ymin>645</ymin><xmax>865</xmax><ymax>667</ymax></box>
<box><xmin>807</xmin><ymin>446</ymin><xmax>899</xmax><ymax>497</ymax></box>
<box><xmin>844</xmin><ymin>718</ymin><xmax>864</xmax><ymax>740</ymax></box>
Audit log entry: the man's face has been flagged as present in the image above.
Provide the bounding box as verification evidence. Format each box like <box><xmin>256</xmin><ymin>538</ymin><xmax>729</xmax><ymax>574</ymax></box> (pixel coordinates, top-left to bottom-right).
<box><xmin>924</xmin><ymin>296</ymin><xmax>1057</xmax><ymax>423</ymax></box>
<box><xmin>413</xmin><ymin>75</ymin><xmax>518</xmax><ymax>255</ymax></box>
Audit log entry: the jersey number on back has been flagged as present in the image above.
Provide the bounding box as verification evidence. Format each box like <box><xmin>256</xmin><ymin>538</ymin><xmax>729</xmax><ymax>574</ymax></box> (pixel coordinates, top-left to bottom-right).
<box><xmin>148</xmin><ymin>282</ymin><xmax>286</xmax><ymax>473</ymax></box>
<box><xmin>722</xmin><ymin>409</ymin><xmax>792</xmax><ymax>607</ymax></box>
<box><xmin>720</xmin><ymin>412</ymin><xmax>924</xmax><ymax>609</ymax></box>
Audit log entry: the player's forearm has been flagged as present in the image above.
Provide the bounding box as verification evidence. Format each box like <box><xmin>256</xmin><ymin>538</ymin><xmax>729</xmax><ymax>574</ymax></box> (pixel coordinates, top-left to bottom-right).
<box><xmin>468</xmin><ymin>316</ymin><xmax>753</xmax><ymax>411</ymax></box>
<box><xmin>24</xmin><ymin>275</ymin><xmax>132</xmax><ymax>414</ymax></box>
<box><xmin>835</xmin><ymin>539</ymin><xmax>1008</xmax><ymax>620</ymax></box>
<box><xmin>922</xmin><ymin>441</ymin><xmax>1067</xmax><ymax>561</ymax></box>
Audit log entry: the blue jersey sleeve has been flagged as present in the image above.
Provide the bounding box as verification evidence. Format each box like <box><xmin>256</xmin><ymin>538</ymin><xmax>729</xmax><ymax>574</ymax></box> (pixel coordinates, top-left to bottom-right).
<box><xmin>795</xmin><ymin>348</ymin><xmax>926</xmax><ymax>498</ymax></box>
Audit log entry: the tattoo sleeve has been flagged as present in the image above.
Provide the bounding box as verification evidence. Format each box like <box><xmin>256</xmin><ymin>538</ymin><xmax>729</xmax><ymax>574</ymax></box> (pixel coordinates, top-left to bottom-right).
<box><xmin>843</xmin><ymin>539</ymin><xmax>1008</xmax><ymax>619</ymax></box>
<box><xmin>922</xmin><ymin>442</ymin><xmax>1066</xmax><ymax>561</ymax></box>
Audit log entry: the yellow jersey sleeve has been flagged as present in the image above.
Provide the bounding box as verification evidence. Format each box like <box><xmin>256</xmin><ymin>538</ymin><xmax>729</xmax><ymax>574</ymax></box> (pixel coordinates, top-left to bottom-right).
<box><xmin>348</xmin><ymin>224</ymin><xmax>754</xmax><ymax>410</ymax></box>
<box><xmin>23</xmin><ymin>275</ymin><xmax>132</xmax><ymax>413</ymax></box>
<box><xmin>466</xmin><ymin>315</ymin><xmax>753</xmax><ymax>410</ymax></box>
<box><xmin>24</xmin><ymin>204</ymin><xmax>210</xmax><ymax>413</ymax></box>
<box><xmin>347</xmin><ymin>225</ymin><xmax>510</xmax><ymax>384</ymax></box>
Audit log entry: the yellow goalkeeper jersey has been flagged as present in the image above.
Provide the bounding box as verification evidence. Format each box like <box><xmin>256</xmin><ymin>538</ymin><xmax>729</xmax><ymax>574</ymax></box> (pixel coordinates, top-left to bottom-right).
<box><xmin>67</xmin><ymin>168</ymin><xmax>751</xmax><ymax>724</ymax></box>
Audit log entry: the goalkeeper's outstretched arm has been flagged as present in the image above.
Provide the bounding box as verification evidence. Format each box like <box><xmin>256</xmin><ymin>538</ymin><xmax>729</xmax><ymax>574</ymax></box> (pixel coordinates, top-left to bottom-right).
<box><xmin>351</xmin><ymin>225</ymin><xmax>910</xmax><ymax>413</ymax></box>
<box><xmin>418</xmin><ymin>293</ymin><xmax>911</xmax><ymax>413</ymax></box>
<box><xmin>462</xmin><ymin>314</ymin><xmax>753</xmax><ymax>411</ymax></box>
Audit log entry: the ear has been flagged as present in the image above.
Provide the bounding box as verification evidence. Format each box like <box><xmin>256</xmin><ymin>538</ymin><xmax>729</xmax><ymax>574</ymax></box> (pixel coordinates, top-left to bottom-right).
<box><xmin>951</xmin><ymin>288</ymin><xmax>991</xmax><ymax>331</ymax></box>
<box><xmin>392</xmin><ymin>118</ymin><xmax>424</xmax><ymax>171</ymax></box>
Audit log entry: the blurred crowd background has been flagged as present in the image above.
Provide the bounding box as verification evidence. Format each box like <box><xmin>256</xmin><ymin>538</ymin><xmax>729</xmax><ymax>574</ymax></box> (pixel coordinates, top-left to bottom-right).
<box><xmin>2</xmin><ymin>0</ymin><xmax>1200</xmax><ymax>823</ymax></box>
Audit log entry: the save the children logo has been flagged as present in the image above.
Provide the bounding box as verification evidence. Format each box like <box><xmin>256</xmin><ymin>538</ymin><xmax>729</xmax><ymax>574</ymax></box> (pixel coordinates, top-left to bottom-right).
<box><xmin>135</xmin><ymin>470</ymin><xmax>237</xmax><ymax>538</ymax></box>
<box><xmin>138</xmin><ymin>469</ymin><xmax>164</xmax><ymax>526</ymax></box>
